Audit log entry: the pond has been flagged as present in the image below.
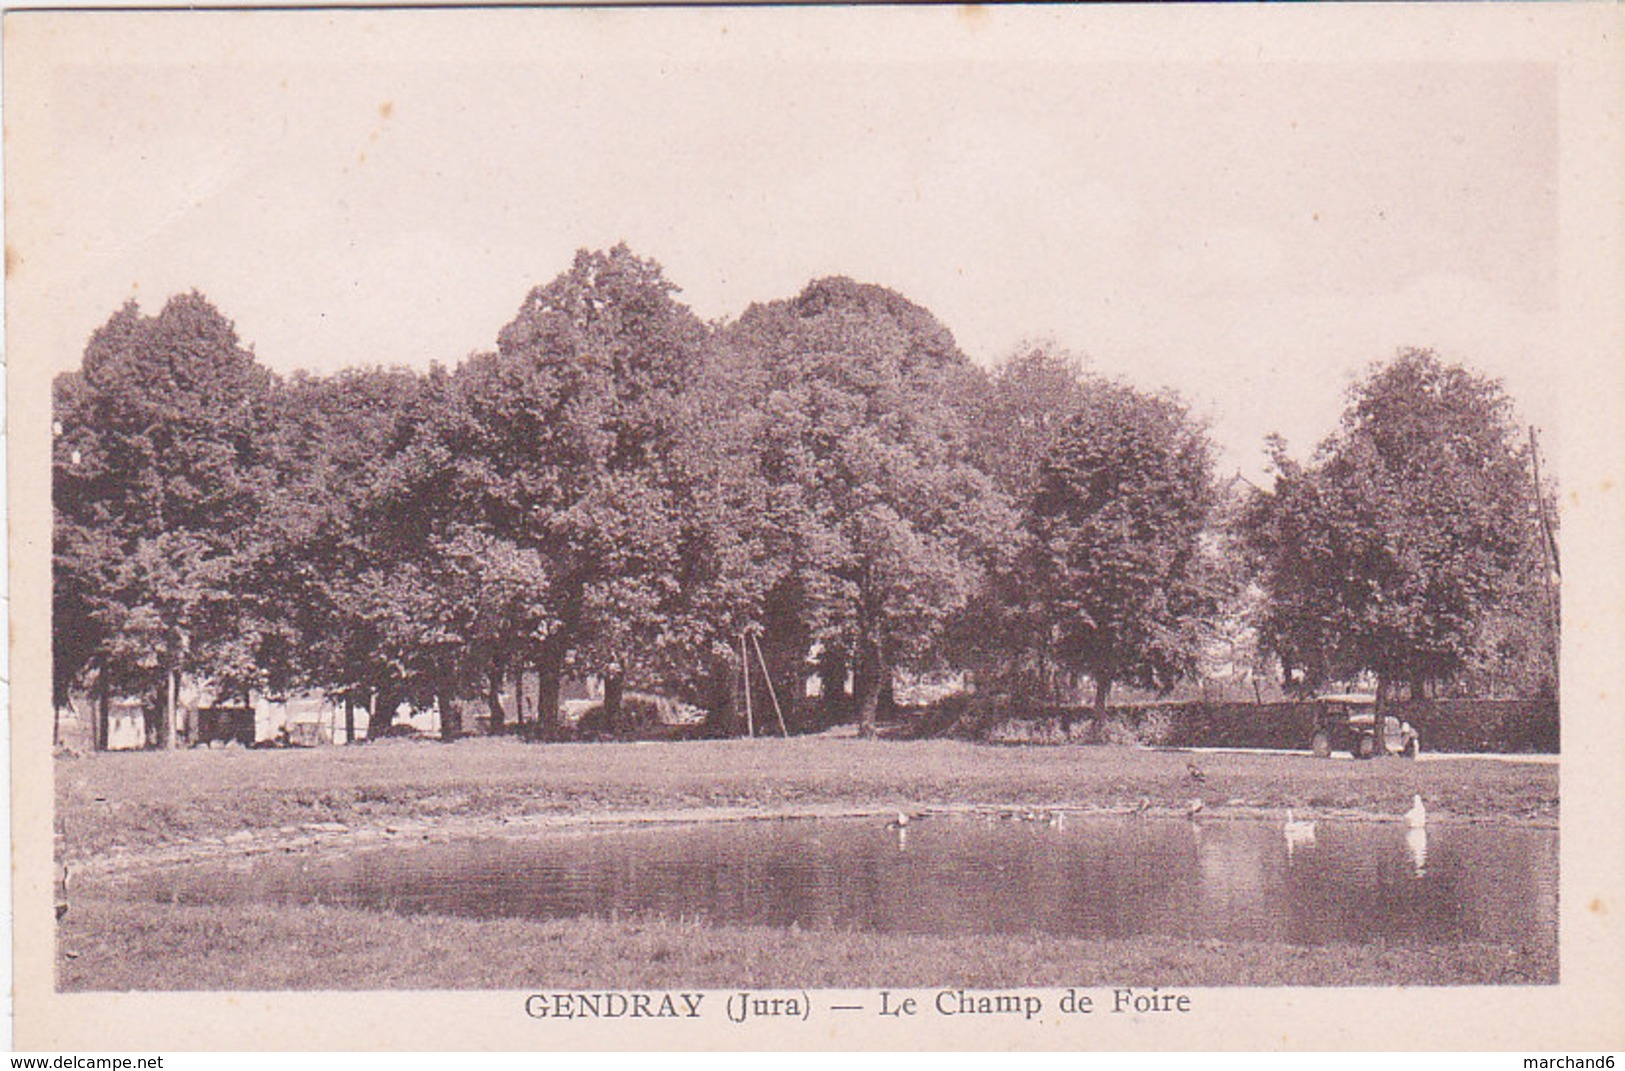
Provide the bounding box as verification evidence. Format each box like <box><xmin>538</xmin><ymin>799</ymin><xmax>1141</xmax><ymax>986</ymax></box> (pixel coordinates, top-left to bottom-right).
<box><xmin>125</xmin><ymin>813</ymin><xmax>1557</xmax><ymax>951</ymax></box>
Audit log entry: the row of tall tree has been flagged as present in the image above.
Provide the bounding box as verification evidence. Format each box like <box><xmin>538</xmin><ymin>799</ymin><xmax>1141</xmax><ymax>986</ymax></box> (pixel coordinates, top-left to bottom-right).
<box><xmin>52</xmin><ymin>245</ymin><xmax>1559</xmax><ymax>747</ymax></box>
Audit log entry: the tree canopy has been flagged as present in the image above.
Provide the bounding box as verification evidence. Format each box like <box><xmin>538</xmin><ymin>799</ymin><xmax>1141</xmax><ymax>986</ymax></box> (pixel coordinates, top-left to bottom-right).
<box><xmin>1025</xmin><ymin>378</ymin><xmax>1218</xmax><ymax>714</ymax></box>
<box><xmin>51</xmin><ymin>259</ymin><xmax>1558</xmax><ymax>750</ymax></box>
<box><xmin>53</xmin><ymin>293</ymin><xmax>277</xmax><ymax>742</ymax></box>
<box><xmin>722</xmin><ymin>277</ymin><xmax>1013</xmax><ymax>734</ymax></box>
<box><xmin>1243</xmin><ymin>349</ymin><xmax>1552</xmax><ymax>698</ymax></box>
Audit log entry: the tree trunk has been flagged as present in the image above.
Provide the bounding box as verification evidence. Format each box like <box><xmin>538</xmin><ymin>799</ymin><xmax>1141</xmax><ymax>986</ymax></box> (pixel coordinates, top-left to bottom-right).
<box><xmin>344</xmin><ymin>696</ymin><xmax>356</xmax><ymax>745</ymax></box>
<box><xmin>855</xmin><ymin>638</ymin><xmax>887</xmax><ymax>739</ymax></box>
<box><xmin>1091</xmin><ymin>676</ymin><xmax>1112</xmax><ymax>743</ymax></box>
<box><xmin>1410</xmin><ymin>671</ymin><xmax>1427</xmax><ymax>702</ymax></box>
<box><xmin>537</xmin><ymin>641</ymin><xmax>566</xmax><ymax>732</ymax></box>
<box><xmin>603</xmin><ymin>669</ymin><xmax>625</xmax><ymax>736</ymax></box>
<box><xmin>514</xmin><ymin>666</ymin><xmax>529</xmax><ymax>726</ymax></box>
<box><xmin>438</xmin><ymin>684</ymin><xmax>462</xmax><ymax>742</ymax></box>
<box><xmin>95</xmin><ymin>671</ymin><xmax>110</xmax><ymax>752</ymax></box>
<box><xmin>538</xmin><ymin>670</ymin><xmax>562</xmax><ymax>734</ymax></box>
<box><xmin>486</xmin><ymin>667</ymin><xmax>510</xmax><ymax>733</ymax></box>
<box><xmin>164</xmin><ymin>668</ymin><xmax>179</xmax><ymax>749</ymax></box>
<box><xmin>819</xmin><ymin>646</ymin><xmax>849</xmax><ymax>728</ymax></box>
<box><xmin>702</xmin><ymin>653</ymin><xmax>741</xmax><ymax>737</ymax></box>
<box><xmin>855</xmin><ymin>680</ymin><xmax>881</xmax><ymax>738</ymax></box>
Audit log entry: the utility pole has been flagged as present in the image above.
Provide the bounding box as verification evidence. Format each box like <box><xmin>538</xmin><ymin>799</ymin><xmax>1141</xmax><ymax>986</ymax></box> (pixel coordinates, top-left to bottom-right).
<box><xmin>739</xmin><ymin>633</ymin><xmax>755</xmax><ymax>738</ymax></box>
<box><xmin>1528</xmin><ymin>427</ymin><xmax>1560</xmax><ymax>637</ymax></box>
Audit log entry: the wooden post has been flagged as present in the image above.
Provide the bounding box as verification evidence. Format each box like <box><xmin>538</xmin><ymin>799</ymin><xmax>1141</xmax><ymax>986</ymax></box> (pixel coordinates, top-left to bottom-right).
<box><xmin>739</xmin><ymin>634</ymin><xmax>754</xmax><ymax>739</ymax></box>
<box><xmin>750</xmin><ymin>632</ymin><xmax>789</xmax><ymax>738</ymax></box>
<box><xmin>1529</xmin><ymin>426</ymin><xmax>1561</xmax><ymax>641</ymax></box>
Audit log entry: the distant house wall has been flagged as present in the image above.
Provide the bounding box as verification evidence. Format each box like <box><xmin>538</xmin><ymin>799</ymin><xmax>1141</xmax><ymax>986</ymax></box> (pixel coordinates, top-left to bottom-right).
<box><xmin>461</xmin><ymin>675</ymin><xmax>600</xmax><ymax>732</ymax></box>
<box><xmin>254</xmin><ymin>693</ymin><xmax>348</xmax><ymax>745</ymax></box>
<box><xmin>106</xmin><ymin>700</ymin><xmax>146</xmax><ymax>750</ymax></box>
<box><xmin>62</xmin><ymin>688</ymin><xmax>458</xmax><ymax>749</ymax></box>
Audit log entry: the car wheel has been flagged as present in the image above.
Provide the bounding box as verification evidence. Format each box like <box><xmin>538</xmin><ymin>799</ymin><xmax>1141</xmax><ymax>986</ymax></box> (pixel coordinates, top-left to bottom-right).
<box><xmin>1355</xmin><ymin>733</ymin><xmax>1377</xmax><ymax>760</ymax></box>
<box><xmin>1311</xmin><ymin>731</ymin><xmax>1332</xmax><ymax>759</ymax></box>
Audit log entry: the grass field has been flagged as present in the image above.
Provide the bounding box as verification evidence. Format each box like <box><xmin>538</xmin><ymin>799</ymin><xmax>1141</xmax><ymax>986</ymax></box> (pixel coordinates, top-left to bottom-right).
<box><xmin>58</xmin><ymin>898</ymin><xmax>1552</xmax><ymax>991</ymax></box>
<box><xmin>57</xmin><ymin>733</ymin><xmax>1556</xmax><ymax>860</ymax></box>
<box><xmin>55</xmin><ymin>734</ymin><xmax>1559</xmax><ymax>990</ymax></box>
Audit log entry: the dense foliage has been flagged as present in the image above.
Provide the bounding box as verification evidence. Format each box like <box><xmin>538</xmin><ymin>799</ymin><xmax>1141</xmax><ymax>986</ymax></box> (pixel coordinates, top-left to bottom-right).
<box><xmin>52</xmin><ymin>253</ymin><xmax>1558</xmax><ymax>747</ymax></box>
<box><xmin>1242</xmin><ymin>349</ymin><xmax>1557</xmax><ymax>700</ymax></box>
<box><xmin>1026</xmin><ymin>380</ymin><xmax>1218</xmax><ymax>714</ymax></box>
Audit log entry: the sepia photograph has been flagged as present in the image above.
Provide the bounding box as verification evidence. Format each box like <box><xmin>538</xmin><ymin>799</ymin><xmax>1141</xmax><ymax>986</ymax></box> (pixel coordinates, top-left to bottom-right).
<box><xmin>6</xmin><ymin>3</ymin><xmax>1622</xmax><ymax>1052</ymax></box>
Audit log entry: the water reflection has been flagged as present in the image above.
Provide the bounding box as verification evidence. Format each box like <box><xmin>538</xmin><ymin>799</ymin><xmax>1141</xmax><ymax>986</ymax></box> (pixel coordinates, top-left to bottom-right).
<box><xmin>1406</xmin><ymin>827</ymin><xmax>1429</xmax><ymax>877</ymax></box>
<box><xmin>1282</xmin><ymin>811</ymin><xmax>1318</xmax><ymax>861</ymax></box>
<box><xmin>125</xmin><ymin>814</ymin><xmax>1556</xmax><ymax>953</ymax></box>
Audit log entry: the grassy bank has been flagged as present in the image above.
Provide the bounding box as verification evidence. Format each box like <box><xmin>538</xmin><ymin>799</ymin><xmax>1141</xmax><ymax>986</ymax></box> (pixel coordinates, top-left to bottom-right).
<box><xmin>56</xmin><ymin>734</ymin><xmax>1558</xmax><ymax>863</ymax></box>
<box><xmin>52</xmin><ymin>737</ymin><xmax>1559</xmax><ymax>991</ymax></box>
<box><xmin>58</xmin><ymin>897</ymin><xmax>1554</xmax><ymax>991</ymax></box>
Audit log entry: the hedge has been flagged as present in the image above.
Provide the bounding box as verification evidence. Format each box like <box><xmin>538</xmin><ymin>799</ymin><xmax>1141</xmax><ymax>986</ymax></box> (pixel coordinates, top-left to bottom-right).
<box><xmin>942</xmin><ymin>697</ymin><xmax>1558</xmax><ymax>754</ymax></box>
<box><xmin>1385</xmin><ymin>698</ymin><xmax>1559</xmax><ymax>754</ymax></box>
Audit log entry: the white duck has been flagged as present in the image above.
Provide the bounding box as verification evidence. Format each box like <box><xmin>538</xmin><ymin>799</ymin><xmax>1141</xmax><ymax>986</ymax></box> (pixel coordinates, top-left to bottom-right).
<box><xmin>1405</xmin><ymin>795</ymin><xmax>1428</xmax><ymax>829</ymax></box>
<box><xmin>1283</xmin><ymin>809</ymin><xmax>1317</xmax><ymax>845</ymax></box>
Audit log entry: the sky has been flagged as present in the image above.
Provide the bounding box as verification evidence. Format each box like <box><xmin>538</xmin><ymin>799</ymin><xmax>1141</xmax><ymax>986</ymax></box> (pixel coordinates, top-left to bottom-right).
<box><xmin>15</xmin><ymin>8</ymin><xmax>1564</xmax><ymax>481</ymax></box>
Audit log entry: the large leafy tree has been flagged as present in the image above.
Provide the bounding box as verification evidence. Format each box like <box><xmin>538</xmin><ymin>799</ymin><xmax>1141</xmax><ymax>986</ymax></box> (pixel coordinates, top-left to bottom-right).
<box><xmin>1026</xmin><ymin>378</ymin><xmax>1218</xmax><ymax>716</ymax></box>
<box><xmin>631</xmin><ymin>339</ymin><xmax>780</xmax><ymax>731</ymax></box>
<box><xmin>969</xmin><ymin>345</ymin><xmax>1094</xmax><ymax>508</ymax></box>
<box><xmin>336</xmin><ymin>363</ymin><xmax>557</xmax><ymax>739</ymax></box>
<box><xmin>265</xmin><ymin>365</ymin><xmax>438</xmax><ymax>735</ymax></box>
<box><xmin>417</xmin><ymin>245</ymin><xmax>711</xmax><ymax>732</ymax></box>
<box><xmin>1244</xmin><ymin>349</ymin><xmax>1548</xmax><ymax>698</ymax></box>
<box><xmin>52</xmin><ymin>293</ymin><xmax>276</xmax><ymax>747</ymax></box>
<box><xmin>724</xmin><ymin>278</ymin><xmax>1012</xmax><ymax>735</ymax></box>
<box><xmin>944</xmin><ymin>345</ymin><xmax>1094</xmax><ymax>700</ymax></box>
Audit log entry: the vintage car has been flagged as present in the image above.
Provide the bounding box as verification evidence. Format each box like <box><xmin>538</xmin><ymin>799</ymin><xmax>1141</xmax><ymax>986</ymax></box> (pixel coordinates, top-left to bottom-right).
<box><xmin>1309</xmin><ymin>694</ymin><xmax>1420</xmax><ymax>759</ymax></box>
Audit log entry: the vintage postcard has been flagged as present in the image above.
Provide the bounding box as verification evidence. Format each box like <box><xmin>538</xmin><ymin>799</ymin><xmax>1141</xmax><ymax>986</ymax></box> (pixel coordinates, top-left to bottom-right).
<box><xmin>7</xmin><ymin>3</ymin><xmax>1623</xmax><ymax>1052</ymax></box>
